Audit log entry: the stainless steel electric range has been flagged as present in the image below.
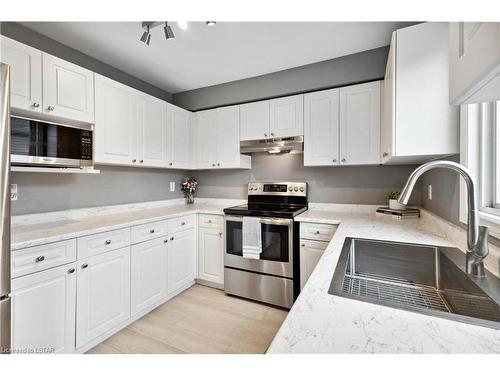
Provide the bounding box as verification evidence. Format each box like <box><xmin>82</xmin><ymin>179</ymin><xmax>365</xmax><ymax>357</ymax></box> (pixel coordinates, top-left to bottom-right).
<box><xmin>223</xmin><ymin>182</ymin><xmax>308</xmax><ymax>309</ymax></box>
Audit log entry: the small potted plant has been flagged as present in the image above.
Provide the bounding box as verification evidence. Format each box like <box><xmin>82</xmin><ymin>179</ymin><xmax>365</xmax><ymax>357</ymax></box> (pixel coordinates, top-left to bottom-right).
<box><xmin>387</xmin><ymin>191</ymin><xmax>405</xmax><ymax>210</ymax></box>
<box><xmin>181</xmin><ymin>177</ymin><xmax>198</xmax><ymax>204</ymax></box>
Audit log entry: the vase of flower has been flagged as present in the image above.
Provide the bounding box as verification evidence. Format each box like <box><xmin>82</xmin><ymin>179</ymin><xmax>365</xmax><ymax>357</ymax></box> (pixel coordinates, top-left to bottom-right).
<box><xmin>387</xmin><ymin>191</ymin><xmax>405</xmax><ymax>210</ymax></box>
<box><xmin>181</xmin><ymin>177</ymin><xmax>198</xmax><ymax>205</ymax></box>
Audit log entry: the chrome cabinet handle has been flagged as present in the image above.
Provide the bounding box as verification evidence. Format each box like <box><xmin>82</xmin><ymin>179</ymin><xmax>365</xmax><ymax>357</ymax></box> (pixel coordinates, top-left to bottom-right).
<box><xmin>35</xmin><ymin>255</ymin><xmax>45</xmax><ymax>262</ymax></box>
<box><xmin>68</xmin><ymin>268</ymin><xmax>75</xmax><ymax>274</ymax></box>
<box><xmin>81</xmin><ymin>263</ymin><xmax>88</xmax><ymax>269</ymax></box>
<box><xmin>149</xmin><ymin>229</ymin><xmax>155</xmax><ymax>234</ymax></box>
<box><xmin>170</xmin><ymin>236</ymin><xmax>174</xmax><ymax>241</ymax></box>
<box><xmin>105</xmin><ymin>240</ymin><xmax>111</xmax><ymax>245</ymax></box>
<box><xmin>341</xmin><ymin>158</ymin><xmax>346</xmax><ymax>162</ymax></box>
<box><xmin>32</xmin><ymin>102</ymin><xmax>40</xmax><ymax>108</ymax></box>
<box><xmin>47</xmin><ymin>105</ymin><xmax>54</xmax><ymax>111</ymax></box>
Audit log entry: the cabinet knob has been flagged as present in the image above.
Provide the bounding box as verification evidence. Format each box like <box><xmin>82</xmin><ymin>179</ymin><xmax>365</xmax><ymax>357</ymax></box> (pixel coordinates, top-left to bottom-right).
<box><xmin>170</xmin><ymin>237</ymin><xmax>174</xmax><ymax>241</ymax></box>
<box><xmin>35</xmin><ymin>255</ymin><xmax>45</xmax><ymax>263</ymax></box>
<box><xmin>219</xmin><ymin>232</ymin><xmax>222</xmax><ymax>237</ymax></box>
<box><xmin>208</xmin><ymin>219</ymin><xmax>212</xmax><ymax>223</ymax></box>
<box><xmin>105</xmin><ymin>239</ymin><xmax>111</xmax><ymax>245</ymax></box>
<box><xmin>81</xmin><ymin>263</ymin><xmax>88</xmax><ymax>269</ymax></box>
<box><xmin>140</xmin><ymin>160</ymin><xmax>144</xmax><ymax>163</ymax></box>
<box><xmin>68</xmin><ymin>268</ymin><xmax>75</xmax><ymax>274</ymax></box>
<box><xmin>181</xmin><ymin>222</ymin><xmax>186</xmax><ymax>225</ymax></box>
<box><xmin>164</xmin><ymin>239</ymin><xmax>168</xmax><ymax>243</ymax></box>
<box><xmin>264</xmin><ymin>133</ymin><xmax>268</xmax><ymax>137</ymax></box>
<box><xmin>301</xmin><ymin>243</ymin><xmax>305</xmax><ymax>247</ymax></box>
<box><xmin>382</xmin><ymin>152</ymin><xmax>389</xmax><ymax>157</ymax></box>
<box><xmin>47</xmin><ymin>105</ymin><xmax>54</xmax><ymax>111</ymax></box>
<box><xmin>32</xmin><ymin>102</ymin><xmax>40</xmax><ymax>108</ymax></box>
<box><xmin>150</xmin><ymin>229</ymin><xmax>155</xmax><ymax>234</ymax></box>
<box><xmin>316</xmin><ymin>230</ymin><xmax>320</xmax><ymax>234</ymax></box>
<box><xmin>169</xmin><ymin>162</ymin><xmax>173</xmax><ymax>166</ymax></box>
<box><xmin>132</xmin><ymin>159</ymin><xmax>137</xmax><ymax>163</ymax></box>
<box><xmin>332</xmin><ymin>159</ymin><xmax>337</xmax><ymax>163</ymax></box>
<box><xmin>270</xmin><ymin>133</ymin><xmax>274</xmax><ymax>137</ymax></box>
<box><xmin>217</xmin><ymin>163</ymin><xmax>220</xmax><ymax>167</ymax></box>
<box><xmin>212</xmin><ymin>163</ymin><xmax>216</xmax><ymax>167</ymax></box>
<box><xmin>341</xmin><ymin>158</ymin><xmax>346</xmax><ymax>162</ymax></box>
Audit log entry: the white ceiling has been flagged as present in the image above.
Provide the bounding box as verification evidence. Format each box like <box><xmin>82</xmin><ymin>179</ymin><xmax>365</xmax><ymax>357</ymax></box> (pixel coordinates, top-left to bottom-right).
<box><xmin>20</xmin><ymin>22</ymin><xmax>411</xmax><ymax>94</ymax></box>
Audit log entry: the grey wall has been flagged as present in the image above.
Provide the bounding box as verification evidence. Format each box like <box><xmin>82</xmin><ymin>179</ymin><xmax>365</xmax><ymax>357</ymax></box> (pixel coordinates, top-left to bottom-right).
<box><xmin>0</xmin><ymin>22</ymin><xmax>173</xmax><ymax>102</ymax></box>
<box><xmin>194</xmin><ymin>153</ymin><xmax>421</xmax><ymax>205</ymax></box>
<box><xmin>11</xmin><ymin>166</ymin><xmax>187</xmax><ymax>215</ymax></box>
<box><xmin>173</xmin><ymin>47</ymin><xmax>389</xmax><ymax>111</ymax></box>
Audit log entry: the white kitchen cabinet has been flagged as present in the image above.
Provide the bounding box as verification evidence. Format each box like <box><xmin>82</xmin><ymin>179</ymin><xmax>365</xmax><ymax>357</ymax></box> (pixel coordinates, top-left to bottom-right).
<box><xmin>11</xmin><ymin>263</ymin><xmax>76</xmax><ymax>354</ymax></box>
<box><xmin>339</xmin><ymin>81</ymin><xmax>381</xmax><ymax>165</ymax></box>
<box><xmin>76</xmin><ymin>247</ymin><xmax>130</xmax><ymax>348</ymax></box>
<box><xmin>304</xmin><ymin>88</ymin><xmax>340</xmax><ymax>166</ymax></box>
<box><xmin>136</xmin><ymin>93</ymin><xmax>167</xmax><ymax>168</ymax></box>
<box><xmin>0</xmin><ymin>36</ymin><xmax>42</xmax><ymax>113</ymax></box>
<box><xmin>299</xmin><ymin>240</ymin><xmax>328</xmax><ymax>290</ymax></box>
<box><xmin>131</xmin><ymin>237</ymin><xmax>168</xmax><ymax>316</ymax></box>
<box><xmin>240</xmin><ymin>100</ymin><xmax>270</xmax><ymax>141</ymax></box>
<box><xmin>166</xmin><ymin>103</ymin><xmax>192</xmax><ymax>169</ymax></box>
<box><xmin>198</xmin><ymin>227</ymin><xmax>224</xmax><ymax>285</ymax></box>
<box><xmin>42</xmin><ymin>53</ymin><xmax>94</xmax><ymax>123</ymax></box>
<box><xmin>94</xmin><ymin>74</ymin><xmax>137</xmax><ymax>166</ymax></box>
<box><xmin>270</xmin><ymin>94</ymin><xmax>304</xmax><ymax>138</ymax></box>
<box><xmin>194</xmin><ymin>109</ymin><xmax>218</xmax><ymax>169</ymax></box>
<box><xmin>167</xmin><ymin>228</ymin><xmax>196</xmax><ymax>294</ymax></box>
<box><xmin>449</xmin><ymin>22</ymin><xmax>500</xmax><ymax>104</ymax></box>
<box><xmin>382</xmin><ymin>23</ymin><xmax>459</xmax><ymax>164</ymax></box>
<box><xmin>216</xmin><ymin>105</ymin><xmax>241</xmax><ymax>168</ymax></box>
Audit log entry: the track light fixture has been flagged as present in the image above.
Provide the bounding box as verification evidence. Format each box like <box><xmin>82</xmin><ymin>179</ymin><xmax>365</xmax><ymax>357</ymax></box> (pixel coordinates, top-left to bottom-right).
<box><xmin>206</xmin><ymin>21</ymin><xmax>216</xmax><ymax>26</ymax></box>
<box><xmin>164</xmin><ymin>22</ymin><xmax>175</xmax><ymax>40</ymax></box>
<box><xmin>140</xmin><ymin>21</ymin><xmax>216</xmax><ymax>46</ymax></box>
<box><xmin>140</xmin><ymin>24</ymin><xmax>151</xmax><ymax>45</ymax></box>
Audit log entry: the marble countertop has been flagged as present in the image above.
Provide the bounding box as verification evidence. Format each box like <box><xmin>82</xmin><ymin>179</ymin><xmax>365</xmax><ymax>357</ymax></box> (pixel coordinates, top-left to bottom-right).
<box><xmin>268</xmin><ymin>205</ymin><xmax>500</xmax><ymax>354</ymax></box>
<box><xmin>11</xmin><ymin>199</ymin><xmax>243</xmax><ymax>251</ymax></box>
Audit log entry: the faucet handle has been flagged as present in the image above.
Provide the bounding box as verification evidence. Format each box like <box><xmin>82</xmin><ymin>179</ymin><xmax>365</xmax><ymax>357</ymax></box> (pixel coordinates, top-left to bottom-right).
<box><xmin>476</xmin><ymin>225</ymin><xmax>490</xmax><ymax>259</ymax></box>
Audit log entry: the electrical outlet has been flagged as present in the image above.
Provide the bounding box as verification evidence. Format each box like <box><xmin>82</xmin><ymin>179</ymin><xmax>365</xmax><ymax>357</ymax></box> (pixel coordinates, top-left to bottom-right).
<box><xmin>170</xmin><ymin>182</ymin><xmax>175</xmax><ymax>192</ymax></box>
<box><xmin>428</xmin><ymin>184</ymin><xmax>432</xmax><ymax>200</ymax></box>
<box><xmin>11</xmin><ymin>184</ymin><xmax>18</xmax><ymax>201</ymax></box>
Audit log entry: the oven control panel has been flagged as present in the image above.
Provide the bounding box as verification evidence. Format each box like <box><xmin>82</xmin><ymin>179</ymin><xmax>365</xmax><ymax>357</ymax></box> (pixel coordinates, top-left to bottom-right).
<box><xmin>247</xmin><ymin>182</ymin><xmax>307</xmax><ymax>197</ymax></box>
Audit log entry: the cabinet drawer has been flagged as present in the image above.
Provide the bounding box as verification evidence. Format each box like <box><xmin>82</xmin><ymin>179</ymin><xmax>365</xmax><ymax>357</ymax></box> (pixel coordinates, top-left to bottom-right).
<box><xmin>12</xmin><ymin>239</ymin><xmax>77</xmax><ymax>278</ymax></box>
<box><xmin>198</xmin><ymin>214</ymin><xmax>223</xmax><ymax>229</ymax></box>
<box><xmin>131</xmin><ymin>220</ymin><xmax>169</xmax><ymax>244</ymax></box>
<box><xmin>78</xmin><ymin>228</ymin><xmax>131</xmax><ymax>259</ymax></box>
<box><xmin>299</xmin><ymin>222</ymin><xmax>337</xmax><ymax>242</ymax></box>
<box><xmin>168</xmin><ymin>214</ymin><xmax>195</xmax><ymax>233</ymax></box>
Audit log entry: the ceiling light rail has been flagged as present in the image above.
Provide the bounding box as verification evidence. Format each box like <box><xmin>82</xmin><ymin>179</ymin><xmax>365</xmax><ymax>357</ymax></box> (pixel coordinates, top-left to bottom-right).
<box><xmin>140</xmin><ymin>21</ymin><xmax>216</xmax><ymax>45</ymax></box>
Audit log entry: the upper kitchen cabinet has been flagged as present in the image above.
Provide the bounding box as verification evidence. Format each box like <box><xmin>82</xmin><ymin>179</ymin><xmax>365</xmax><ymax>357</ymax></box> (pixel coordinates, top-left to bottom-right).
<box><xmin>194</xmin><ymin>106</ymin><xmax>251</xmax><ymax>169</ymax></box>
<box><xmin>381</xmin><ymin>23</ymin><xmax>459</xmax><ymax>164</ymax></box>
<box><xmin>270</xmin><ymin>94</ymin><xmax>304</xmax><ymax>138</ymax></box>
<box><xmin>94</xmin><ymin>74</ymin><xmax>137</xmax><ymax>166</ymax></box>
<box><xmin>339</xmin><ymin>81</ymin><xmax>380</xmax><ymax>165</ymax></box>
<box><xmin>166</xmin><ymin>103</ymin><xmax>192</xmax><ymax>169</ymax></box>
<box><xmin>449</xmin><ymin>22</ymin><xmax>500</xmax><ymax>104</ymax></box>
<box><xmin>304</xmin><ymin>88</ymin><xmax>340</xmax><ymax>166</ymax></box>
<box><xmin>240</xmin><ymin>100</ymin><xmax>270</xmax><ymax>141</ymax></box>
<box><xmin>0</xmin><ymin>36</ymin><xmax>42</xmax><ymax>113</ymax></box>
<box><xmin>42</xmin><ymin>53</ymin><xmax>94</xmax><ymax>123</ymax></box>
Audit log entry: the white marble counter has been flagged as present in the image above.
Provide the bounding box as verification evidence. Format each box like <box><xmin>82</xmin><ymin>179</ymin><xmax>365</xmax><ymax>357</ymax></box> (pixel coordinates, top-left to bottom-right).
<box><xmin>11</xmin><ymin>198</ymin><xmax>244</xmax><ymax>251</ymax></box>
<box><xmin>268</xmin><ymin>204</ymin><xmax>500</xmax><ymax>354</ymax></box>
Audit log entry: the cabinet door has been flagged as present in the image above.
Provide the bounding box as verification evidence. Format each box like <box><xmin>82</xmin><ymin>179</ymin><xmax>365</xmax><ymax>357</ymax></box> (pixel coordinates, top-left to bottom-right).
<box><xmin>166</xmin><ymin>103</ymin><xmax>191</xmax><ymax>169</ymax></box>
<box><xmin>270</xmin><ymin>94</ymin><xmax>304</xmax><ymax>138</ymax></box>
<box><xmin>0</xmin><ymin>36</ymin><xmax>42</xmax><ymax>113</ymax></box>
<box><xmin>216</xmin><ymin>105</ymin><xmax>240</xmax><ymax>168</ymax></box>
<box><xmin>339</xmin><ymin>81</ymin><xmax>381</xmax><ymax>165</ymax></box>
<box><xmin>299</xmin><ymin>240</ymin><xmax>327</xmax><ymax>290</ymax></box>
<box><xmin>137</xmin><ymin>93</ymin><xmax>167</xmax><ymax>168</ymax></box>
<box><xmin>239</xmin><ymin>100</ymin><xmax>270</xmax><ymax>141</ymax></box>
<box><xmin>131</xmin><ymin>237</ymin><xmax>168</xmax><ymax>316</ymax></box>
<box><xmin>304</xmin><ymin>89</ymin><xmax>340</xmax><ymax>166</ymax></box>
<box><xmin>167</xmin><ymin>228</ymin><xmax>196</xmax><ymax>294</ymax></box>
<box><xmin>198</xmin><ymin>227</ymin><xmax>224</xmax><ymax>284</ymax></box>
<box><xmin>42</xmin><ymin>53</ymin><xmax>94</xmax><ymax>123</ymax></box>
<box><xmin>76</xmin><ymin>247</ymin><xmax>130</xmax><ymax>348</ymax></box>
<box><xmin>194</xmin><ymin>109</ymin><xmax>218</xmax><ymax>169</ymax></box>
<box><xmin>11</xmin><ymin>263</ymin><xmax>76</xmax><ymax>354</ymax></box>
<box><xmin>381</xmin><ymin>32</ymin><xmax>396</xmax><ymax>163</ymax></box>
<box><xmin>94</xmin><ymin>74</ymin><xmax>137</xmax><ymax>166</ymax></box>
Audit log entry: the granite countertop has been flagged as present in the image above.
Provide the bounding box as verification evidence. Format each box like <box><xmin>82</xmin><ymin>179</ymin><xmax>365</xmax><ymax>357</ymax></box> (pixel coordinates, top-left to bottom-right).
<box><xmin>11</xmin><ymin>199</ymin><xmax>243</xmax><ymax>251</ymax></box>
<box><xmin>268</xmin><ymin>205</ymin><xmax>500</xmax><ymax>354</ymax></box>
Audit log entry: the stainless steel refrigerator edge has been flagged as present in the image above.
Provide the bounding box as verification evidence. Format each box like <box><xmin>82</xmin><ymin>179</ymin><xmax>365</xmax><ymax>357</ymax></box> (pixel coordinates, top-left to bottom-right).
<box><xmin>0</xmin><ymin>63</ymin><xmax>11</xmax><ymax>354</ymax></box>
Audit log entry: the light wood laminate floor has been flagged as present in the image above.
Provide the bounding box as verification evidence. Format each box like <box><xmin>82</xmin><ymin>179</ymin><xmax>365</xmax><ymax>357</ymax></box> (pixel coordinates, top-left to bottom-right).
<box><xmin>87</xmin><ymin>284</ymin><xmax>288</xmax><ymax>354</ymax></box>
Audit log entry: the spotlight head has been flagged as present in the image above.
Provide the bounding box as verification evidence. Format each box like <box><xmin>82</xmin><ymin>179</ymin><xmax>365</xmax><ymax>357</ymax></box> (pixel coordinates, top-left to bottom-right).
<box><xmin>164</xmin><ymin>22</ymin><xmax>175</xmax><ymax>40</ymax></box>
<box><xmin>140</xmin><ymin>24</ymin><xmax>151</xmax><ymax>45</ymax></box>
<box><xmin>206</xmin><ymin>21</ymin><xmax>216</xmax><ymax>26</ymax></box>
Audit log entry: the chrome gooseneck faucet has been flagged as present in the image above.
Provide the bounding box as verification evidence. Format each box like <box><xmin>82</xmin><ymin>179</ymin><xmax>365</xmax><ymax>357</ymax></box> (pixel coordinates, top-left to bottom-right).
<box><xmin>398</xmin><ymin>160</ymin><xmax>489</xmax><ymax>277</ymax></box>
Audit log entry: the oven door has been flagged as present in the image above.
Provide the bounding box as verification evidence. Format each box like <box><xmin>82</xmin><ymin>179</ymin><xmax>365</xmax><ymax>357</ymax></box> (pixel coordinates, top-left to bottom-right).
<box><xmin>224</xmin><ymin>215</ymin><xmax>293</xmax><ymax>278</ymax></box>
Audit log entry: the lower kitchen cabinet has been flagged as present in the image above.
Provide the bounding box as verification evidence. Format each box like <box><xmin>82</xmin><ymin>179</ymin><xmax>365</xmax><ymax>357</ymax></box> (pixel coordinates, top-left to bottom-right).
<box><xmin>167</xmin><ymin>228</ymin><xmax>196</xmax><ymax>294</ymax></box>
<box><xmin>76</xmin><ymin>247</ymin><xmax>131</xmax><ymax>348</ymax></box>
<box><xmin>299</xmin><ymin>239</ymin><xmax>328</xmax><ymax>290</ymax></box>
<box><xmin>130</xmin><ymin>237</ymin><xmax>168</xmax><ymax>316</ymax></box>
<box><xmin>11</xmin><ymin>263</ymin><xmax>77</xmax><ymax>354</ymax></box>
<box><xmin>198</xmin><ymin>227</ymin><xmax>224</xmax><ymax>285</ymax></box>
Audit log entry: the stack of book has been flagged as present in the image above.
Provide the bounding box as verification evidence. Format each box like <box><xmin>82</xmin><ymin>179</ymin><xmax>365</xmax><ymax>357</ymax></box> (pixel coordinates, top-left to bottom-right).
<box><xmin>376</xmin><ymin>206</ymin><xmax>420</xmax><ymax>220</ymax></box>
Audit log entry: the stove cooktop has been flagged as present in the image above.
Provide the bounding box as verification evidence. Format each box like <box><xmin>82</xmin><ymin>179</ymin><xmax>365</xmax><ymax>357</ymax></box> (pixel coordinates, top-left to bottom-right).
<box><xmin>223</xmin><ymin>203</ymin><xmax>308</xmax><ymax>218</ymax></box>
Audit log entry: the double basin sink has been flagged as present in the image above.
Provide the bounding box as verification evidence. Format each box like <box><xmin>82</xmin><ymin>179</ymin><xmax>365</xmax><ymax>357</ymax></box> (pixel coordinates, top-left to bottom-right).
<box><xmin>329</xmin><ymin>238</ymin><xmax>500</xmax><ymax>329</ymax></box>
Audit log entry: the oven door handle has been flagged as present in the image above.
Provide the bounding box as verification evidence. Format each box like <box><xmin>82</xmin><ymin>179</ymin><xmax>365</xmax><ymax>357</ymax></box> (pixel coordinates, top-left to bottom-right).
<box><xmin>259</xmin><ymin>218</ymin><xmax>293</xmax><ymax>226</ymax></box>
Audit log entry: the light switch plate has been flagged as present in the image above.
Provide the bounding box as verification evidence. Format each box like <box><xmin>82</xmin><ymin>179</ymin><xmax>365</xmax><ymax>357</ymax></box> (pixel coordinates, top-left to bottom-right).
<box><xmin>170</xmin><ymin>182</ymin><xmax>175</xmax><ymax>192</ymax></box>
<box><xmin>11</xmin><ymin>184</ymin><xmax>18</xmax><ymax>201</ymax></box>
<box><xmin>428</xmin><ymin>185</ymin><xmax>432</xmax><ymax>200</ymax></box>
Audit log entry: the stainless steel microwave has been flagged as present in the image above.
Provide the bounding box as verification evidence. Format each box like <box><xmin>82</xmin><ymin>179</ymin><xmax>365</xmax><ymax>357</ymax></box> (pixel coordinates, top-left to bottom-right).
<box><xmin>10</xmin><ymin>116</ymin><xmax>93</xmax><ymax>168</ymax></box>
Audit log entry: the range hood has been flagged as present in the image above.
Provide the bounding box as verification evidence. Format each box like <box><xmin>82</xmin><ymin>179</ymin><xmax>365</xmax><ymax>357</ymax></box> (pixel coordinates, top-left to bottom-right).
<box><xmin>240</xmin><ymin>136</ymin><xmax>304</xmax><ymax>154</ymax></box>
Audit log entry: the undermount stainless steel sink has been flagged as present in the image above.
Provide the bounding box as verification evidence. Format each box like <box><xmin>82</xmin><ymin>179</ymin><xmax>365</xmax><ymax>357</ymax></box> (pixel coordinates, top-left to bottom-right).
<box><xmin>329</xmin><ymin>238</ymin><xmax>500</xmax><ymax>329</ymax></box>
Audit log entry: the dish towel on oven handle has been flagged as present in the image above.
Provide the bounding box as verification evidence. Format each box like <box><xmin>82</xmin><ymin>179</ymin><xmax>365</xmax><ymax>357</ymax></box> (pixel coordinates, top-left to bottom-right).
<box><xmin>242</xmin><ymin>216</ymin><xmax>262</xmax><ymax>259</ymax></box>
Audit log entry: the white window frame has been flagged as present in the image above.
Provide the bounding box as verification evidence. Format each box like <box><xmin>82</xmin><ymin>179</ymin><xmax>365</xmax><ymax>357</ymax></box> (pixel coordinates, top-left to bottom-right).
<box><xmin>460</xmin><ymin>101</ymin><xmax>500</xmax><ymax>238</ymax></box>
